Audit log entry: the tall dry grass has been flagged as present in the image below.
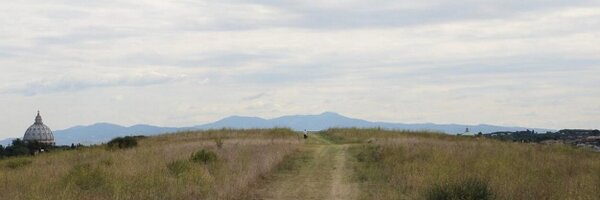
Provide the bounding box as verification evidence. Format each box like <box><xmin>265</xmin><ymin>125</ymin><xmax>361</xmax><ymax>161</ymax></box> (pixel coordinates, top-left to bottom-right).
<box><xmin>326</xmin><ymin>128</ymin><xmax>600</xmax><ymax>200</ymax></box>
<box><xmin>0</xmin><ymin>128</ymin><xmax>301</xmax><ymax>200</ymax></box>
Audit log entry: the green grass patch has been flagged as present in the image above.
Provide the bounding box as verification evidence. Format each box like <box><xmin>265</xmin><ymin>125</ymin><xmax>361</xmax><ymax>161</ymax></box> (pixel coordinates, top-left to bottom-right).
<box><xmin>63</xmin><ymin>164</ymin><xmax>108</xmax><ymax>191</ymax></box>
<box><xmin>426</xmin><ymin>178</ymin><xmax>494</xmax><ymax>200</ymax></box>
<box><xmin>191</xmin><ymin>149</ymin><xmax>218</xmax><ymax>164</ymax></box>
<box><xmin>319</xmin><ymin>132</ymin><xmax>349</xmax><ymax>144</ymax></box>
<box><xmin>355</xmin><ymin>144</ymin><xmax>383</xmax><ymax>163</ymax></box>
<box><xmin>276</xmin><ymin>149</ymin><xmax>312</xmax><ymax>172</ymax></box>
<box><xmin>167</xmin><ymin>160</ymin><xmax>192</xmax><ymax>177</ymax></box>
<box><xmin>323</xmin><ymin>128</ymin><xmax>449</xmax><ymax>144</ymax></box>
<box><xmin>350</xmin><ymin>145</ymin><xmax>388</xmax><ymax>183</ymax></box>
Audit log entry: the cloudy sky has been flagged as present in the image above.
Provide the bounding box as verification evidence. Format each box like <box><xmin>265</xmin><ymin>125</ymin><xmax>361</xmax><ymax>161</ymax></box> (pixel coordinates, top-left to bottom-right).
<box><xmin>1</xmin><ymin>0</ymin><xmax>599</xmax><ymax>139</ymax></box>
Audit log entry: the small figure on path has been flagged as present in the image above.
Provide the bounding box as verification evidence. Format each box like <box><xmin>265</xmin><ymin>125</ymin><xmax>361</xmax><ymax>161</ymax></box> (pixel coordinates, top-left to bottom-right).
<box><xmin>303</xmin><ymin>129</ymin><xmax>308</xmax><ymax>139</ymax></box>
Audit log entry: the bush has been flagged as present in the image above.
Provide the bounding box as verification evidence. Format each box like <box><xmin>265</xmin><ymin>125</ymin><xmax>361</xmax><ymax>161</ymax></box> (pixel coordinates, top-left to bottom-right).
<box><xmin>167</xmin><ymin>160</ymin><xmax>191</xmax><ymax>176</ymax></box>
<box><xmin>3</xmin><ymin>158</ymin><xmax>32</xmax><ymax>169</ymax></box>
<box><xmin>63</xmin><ymin>164</ymin><xmax>107</xmax><ymax>190</ymax></box>
<box><xmin>426</xmin><ymin>178</ymin><xmax>494</xmax><ymax>200</ymax></box>
<box><xmin>190</xmin><ymin>149</ymin><xmax>218</xmax><ymax>164</ymax></box>
<box><xmin>107</xmin><ymin>136</ymin><xmax>138</xmax><ymax>149</ymax></box>
<box><xmin>355</xmin><ymin>144</ymin><xmax>383</xmax><ymax>163</ymax></box>
<box><xmin>5</xmin><ymin>145</ymin><xmax>30</xmax><ymax>157</ymax></box>
<box><xmin>214</xmin><ymin>138</ymin><xmax>224</xmax><ymax>149</ymax></box>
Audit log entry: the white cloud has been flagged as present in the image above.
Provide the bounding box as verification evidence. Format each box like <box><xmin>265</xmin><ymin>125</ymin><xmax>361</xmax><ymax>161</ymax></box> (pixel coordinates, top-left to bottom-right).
<box><xmin>0</xmin><ymin>0</ymin><xmax>599</xmax><ymax>139</ymax></box>
<box><xmin>1</xmin><ymin>70</ymin><xmax>186</xmax><ymax>96</ymax></box>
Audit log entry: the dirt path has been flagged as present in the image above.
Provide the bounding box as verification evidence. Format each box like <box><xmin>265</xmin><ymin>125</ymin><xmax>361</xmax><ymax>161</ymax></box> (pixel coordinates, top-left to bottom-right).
<box><xmin>328</xmin><ymin>144</ymin><xmax>356</xmax><ymax>200</ymax></box>
<box><xmin>248</xmin><ymin>135</ymin><xmax>357</xmax><ymax>200</ymax></box>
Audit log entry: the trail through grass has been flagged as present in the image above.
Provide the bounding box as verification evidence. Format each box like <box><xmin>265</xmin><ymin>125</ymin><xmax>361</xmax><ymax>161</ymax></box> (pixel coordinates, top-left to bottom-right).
<box><xmin>247</xmin><ymin>134</ymin><xmax>358</xmax><ymax>200</ymax></box>
<box><xmin>3</xmin><ymin>128</ymin><xmax>597</xmax><ymax>199</ymax></box>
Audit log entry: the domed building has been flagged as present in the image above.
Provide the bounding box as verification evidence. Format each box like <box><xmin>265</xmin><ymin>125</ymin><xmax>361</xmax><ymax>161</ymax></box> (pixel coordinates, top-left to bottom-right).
<box><xmin>23</xmin><ymin>111</ymin><xmax>55</xmax><ymax>145</ymax></box>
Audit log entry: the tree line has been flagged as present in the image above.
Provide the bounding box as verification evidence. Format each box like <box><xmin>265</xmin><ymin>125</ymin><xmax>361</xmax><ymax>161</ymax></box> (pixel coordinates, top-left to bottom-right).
<box><xmin>484</xmin><ymin>129</ymin><xmax>600</xmax><ymax>142</ymax></box>
<box><xmin>0</xmin><ymin>139</ymin><xmax>81</xmax><ymax>158</ymax></box>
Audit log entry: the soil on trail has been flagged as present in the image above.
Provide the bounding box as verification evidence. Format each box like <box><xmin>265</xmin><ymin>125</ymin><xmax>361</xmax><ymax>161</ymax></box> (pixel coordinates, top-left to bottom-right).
<box><xmin>247</xmin><ymin>135</ymin><xmax>358</xmax><ymax>200</ymax></box>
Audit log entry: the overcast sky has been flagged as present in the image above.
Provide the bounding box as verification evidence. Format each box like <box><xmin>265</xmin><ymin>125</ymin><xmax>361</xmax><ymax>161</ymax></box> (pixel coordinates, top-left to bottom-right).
<box><xmin>1</xmin><ymin>0</ymin><xmax>599</xmax><ymax>139</ymax></box>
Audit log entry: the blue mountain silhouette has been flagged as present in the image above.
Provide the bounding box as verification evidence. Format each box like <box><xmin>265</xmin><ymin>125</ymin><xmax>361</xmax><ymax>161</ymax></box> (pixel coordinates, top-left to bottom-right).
<box><xmin>1</xmin><ymin>112</ymin><xmax>553</xmax><ymax>145</ymax></box>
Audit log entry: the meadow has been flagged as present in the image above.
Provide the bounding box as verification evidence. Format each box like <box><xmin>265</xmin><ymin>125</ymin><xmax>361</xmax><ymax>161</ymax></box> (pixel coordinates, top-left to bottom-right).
<box><xmin>0</xmin><ymin>128</ymin><xmax>302</xmax><ymax>200</ymax></box>
<box><xmin>1</xmin><ymin>128</ymin><xmax>598</xmax><ymax>200</ymax></box>
<box><xmin>324</xmin><ymin>128</ymin><xmax>600</xmax><ymax>200</ymax></box>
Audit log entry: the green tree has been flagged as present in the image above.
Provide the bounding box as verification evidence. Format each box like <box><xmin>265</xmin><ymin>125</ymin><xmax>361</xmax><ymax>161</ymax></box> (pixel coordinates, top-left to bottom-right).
<box><xmin>6</xmin><ymin>145</ymin><xmax>30</xmax><ymax>156</ymax></box>
<box><xmin>11</xmin><ymin>139</ymin><xmax>25</xmax><ymax>147</ymax></box>
<box><xmin>107</xmin><ymin>136</ymin><xmax>138</xmax><ymax>149</ymax></box>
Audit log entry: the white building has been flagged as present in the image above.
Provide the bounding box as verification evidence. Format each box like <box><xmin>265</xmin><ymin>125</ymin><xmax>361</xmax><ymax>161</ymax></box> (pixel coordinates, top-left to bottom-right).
<box><xmin>23</xmin><ymin>111</ymin><xmax>55</xmax><ymax>145</ymax></box>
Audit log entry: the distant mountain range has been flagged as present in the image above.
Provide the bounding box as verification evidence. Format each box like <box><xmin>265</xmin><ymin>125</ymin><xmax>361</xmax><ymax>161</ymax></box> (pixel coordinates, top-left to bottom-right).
<box><xmin>1</xmin><ymin>112</ymin><xmax>554</xmax><ymax>146</ymax></box>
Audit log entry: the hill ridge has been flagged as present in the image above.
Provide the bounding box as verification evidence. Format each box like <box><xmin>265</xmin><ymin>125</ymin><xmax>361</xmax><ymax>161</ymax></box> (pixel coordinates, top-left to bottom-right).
<box><xmin>1</xmin><ymin>112</ymin><xmax>553</xmax><ymax>145</ymax></box>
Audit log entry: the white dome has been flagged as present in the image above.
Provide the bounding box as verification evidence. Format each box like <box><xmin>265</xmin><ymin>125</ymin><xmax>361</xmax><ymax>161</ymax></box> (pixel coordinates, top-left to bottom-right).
<box><xmin>23</xmin><ymin>111</ymin><xmax>54</xmax><ymax>145</ymax></box>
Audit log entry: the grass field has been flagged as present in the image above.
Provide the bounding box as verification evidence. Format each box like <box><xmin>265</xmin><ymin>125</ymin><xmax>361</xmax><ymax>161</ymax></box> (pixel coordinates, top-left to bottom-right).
<box><xmin>0</xmin><ymin>128</ymin><xmax>302</xmax><ymax>200</ymax></box>
<box><xmin>1</xmin><ymin>128</ymin><xmax>598</xmax><ymax>200</ymax></box>
<box><xmin>324</xmin><ymin>128</ymin><xmax>600</xmax><ymax>200</ymax></box>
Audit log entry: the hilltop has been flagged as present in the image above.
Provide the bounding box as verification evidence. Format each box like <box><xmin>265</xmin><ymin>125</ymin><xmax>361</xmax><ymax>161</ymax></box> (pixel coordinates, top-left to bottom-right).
<box><xmin>1</xmin><ymin>128</ymin><xmax>598</xmax><ymax>199</ymax></box>
<box><xmin>1</xmin><ymin>112</ymin><xmax>553</xmax><ymax>145</ymax></box>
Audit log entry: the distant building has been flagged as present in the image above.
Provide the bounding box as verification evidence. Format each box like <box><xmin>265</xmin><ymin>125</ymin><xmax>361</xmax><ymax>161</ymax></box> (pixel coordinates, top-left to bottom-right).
<box><xmin>460</xmin><ymin>127</ymin><xmax>475</xmax><ymax>136</ymax></box>
<box><xmin>23</xmin><ymin>111</ymin><xmax>55</xmax><ymax>145</ymax></box>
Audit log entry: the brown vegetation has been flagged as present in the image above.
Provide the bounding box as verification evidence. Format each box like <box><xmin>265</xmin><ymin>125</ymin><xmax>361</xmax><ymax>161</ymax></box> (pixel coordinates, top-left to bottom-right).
<box><xmin>326</xmin><ymin>128</ymin><xmax>600</xmax><ymax>200</ymax></box>
<box><xmin>0</xmin><ymin>128</ymin><xmax>301</xmax><ymax>200</ymax></box>
<box><xmin>2</xmin><ymin>127</ymin><xmax>598</xmax><ymax>200</ymax></box>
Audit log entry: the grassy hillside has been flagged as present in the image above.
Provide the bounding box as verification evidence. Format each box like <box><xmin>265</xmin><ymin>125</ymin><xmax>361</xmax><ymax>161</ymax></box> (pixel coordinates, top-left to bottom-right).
<box><xmin>0</xmin><ymin>128</ymin><xmax>302</xmax><ymax>200</ymax></box>
<box><xmin>324</xmin><ymin>128</ymin><xmax>600</xmax><ymax>199</ymax></box>
<box><xmin>1</xmin><ymin>128</ymin><xmax>598</xmax><ymax>200</ymax></box>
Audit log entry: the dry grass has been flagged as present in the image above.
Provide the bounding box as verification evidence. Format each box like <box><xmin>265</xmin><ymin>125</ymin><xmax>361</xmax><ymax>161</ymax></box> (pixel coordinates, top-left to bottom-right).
<box><xmin>326</xmin><ymin>128</ymin><xmax>600</xmax><ymax>200</ymax></box>
<box><xmin>0</xmin><ymin>128</ymin><xmax>302</xmax><ymax>200</ymax></box>
<box><xmin>3</xmin><ymin>127</ymin><xmax>597</xmax><ymax>200</ymax></box>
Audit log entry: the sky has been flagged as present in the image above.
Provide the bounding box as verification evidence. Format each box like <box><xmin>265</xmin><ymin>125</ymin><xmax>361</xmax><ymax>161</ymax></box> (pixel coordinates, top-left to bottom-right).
<box><xmin>1</xmin><ymin>0</ymin><xmax>600</xmax><ymax>139</ymax></box>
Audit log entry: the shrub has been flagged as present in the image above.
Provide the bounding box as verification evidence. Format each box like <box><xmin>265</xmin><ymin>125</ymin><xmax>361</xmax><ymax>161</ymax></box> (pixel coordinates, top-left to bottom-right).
<box><xmin>215</xmin><ymin>138</ymin><xmax>224</xmax><ymax>149</ymax></box>
<box><xmin>107</xmin><ymin>136</ymin><xmax>138</xmax><ymax>149</ymax></box>
<box><xmin>167</xmin><ymin>160</ymin><xmax>191</xmax><ymax>176</ymax></box>
<box><xmin>64</xmin><ymin>164</ymin><xmax>107</xmax><ymax>190</ymax></box>
<box><xmin>5</xmin><ymin>145</ymin><xmax>30</xmax><ymax>157</ymax></box>
<box><xmin>355</xmin><ymin>144</ymin><xmax>383</xmax><ymax>163</ymax></box>
<box><xmin>190</xmin><ymin>149</ymin><xmax>218</xmax><ymax>164</ymax></box>
<box><xmin>426</xmin><ymin>178</ymin><xmax>494</xmax><ymax>200</ymax></box>
<box><xmin>4</xmin><ymin>158</ymin><xmax>32</xmax><ymax>169</ymax></box>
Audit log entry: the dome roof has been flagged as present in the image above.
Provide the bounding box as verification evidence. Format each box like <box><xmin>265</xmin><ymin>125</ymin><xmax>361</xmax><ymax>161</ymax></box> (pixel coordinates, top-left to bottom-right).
<box><xmin>23</xmin><ymin>111</ymin><xmax>54</xmax><ymax>144</ymax></box>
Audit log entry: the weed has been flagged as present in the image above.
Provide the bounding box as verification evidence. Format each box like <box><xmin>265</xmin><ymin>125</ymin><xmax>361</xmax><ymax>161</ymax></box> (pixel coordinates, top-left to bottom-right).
<box><xmin>191</xmin><ymin>149</ymin><xmax>218</xmax><ymax>164</ymax></box>
<box><xmin>277</xmin><ymin>150</ymin><xmax>311</xmax><ymax>171</ymax></box>
<box><xmin>355</xmin><ymin>144</ymin><xmax>383</xmax><ymax>163</ymax></box>
<box><xmin>215</xmin><ymin>138</ymin><xmax>224</xmax><ymax>149</ymax></box>
<box><xmin>167</xmin><ymin>160</ymin><xmax>191</xmax><ymax>176</ymax></box>
<box><xmin>426</xmin><ymin>178</ymin><xmax>494</xmax><ymax>200</ymax></box>
<box><xmin>63</xmin><ymin>164</ymin><xmax>107</xmax><ymax>190</ymax></box>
